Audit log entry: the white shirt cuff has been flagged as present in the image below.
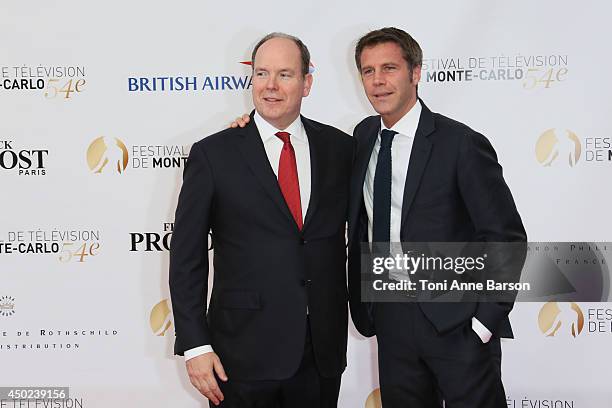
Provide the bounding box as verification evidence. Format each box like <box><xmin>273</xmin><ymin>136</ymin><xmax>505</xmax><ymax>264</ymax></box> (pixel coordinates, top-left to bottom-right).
<box><xmin>184</xmin><ymin>345</ymin><xmax>214</xmax><ymax>361</ymax></box>
<box><xmin>471</xmin><ymin>317</ymin><xmax>492</xmax><ymax>343</ymax></box>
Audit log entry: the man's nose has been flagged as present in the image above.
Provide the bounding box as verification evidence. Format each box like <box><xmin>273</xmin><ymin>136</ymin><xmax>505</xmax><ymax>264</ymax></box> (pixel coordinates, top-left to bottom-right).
<box><xmin>373</xmin><ymin>70</ymin><xmax>385</xmax><ymax>85</ymax></box>
<box><xmin>265</xmin><ymin>75</ymin><xmax>279</xmax><ymax>90</ymax></box>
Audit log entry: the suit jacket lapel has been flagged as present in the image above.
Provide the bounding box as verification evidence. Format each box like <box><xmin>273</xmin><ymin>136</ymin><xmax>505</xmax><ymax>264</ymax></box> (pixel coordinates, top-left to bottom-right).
<box><xmin>301</xmin><ymin>116</ymin><xmax>322</xmax><ymax>231</ymax></box>
<box><xmin>235</xmin><ymin>112</ymin><xmax>296</xmax><ymax>229</ymax></box>
<box><xmin>400</xmin><ymin>101</ymin><xmax>435</xmax><ymax>232</ymax></box>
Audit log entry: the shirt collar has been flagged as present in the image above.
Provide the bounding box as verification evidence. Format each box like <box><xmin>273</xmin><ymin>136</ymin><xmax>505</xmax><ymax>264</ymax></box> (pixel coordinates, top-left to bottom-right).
<box><xmin>379</xmin><ymin>99</ymin><xmax>422</xmax><ymax>138</ymax></box>
<box><xmin>254</xmin><ymin>111</ymin><xmax>305</xmax><ymax>143</ymax></box>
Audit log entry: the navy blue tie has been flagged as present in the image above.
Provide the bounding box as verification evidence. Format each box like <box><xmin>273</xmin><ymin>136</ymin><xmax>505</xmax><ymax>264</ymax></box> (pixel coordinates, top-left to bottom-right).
<box><xmin>372</xmin><ymin>129</ymin><xmax>397</xmax><ymax>243</ymax></box>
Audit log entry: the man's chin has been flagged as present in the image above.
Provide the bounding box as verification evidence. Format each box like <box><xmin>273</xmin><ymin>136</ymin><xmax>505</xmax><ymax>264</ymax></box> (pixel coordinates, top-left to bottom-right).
<box><xmin>258</xmin><ymin>111</ymin><xmax>280</xmax><ymax>122</ymax></box>
<box><xmin>257</xmin><ymin>111</ymin><xmax>289</xmax><ymax>128</ymax></box>
<box><xmin>372</xmin><ymin>106</ymin><xmax>389</xmax><ymax>116</ymax></box>
<box><xmin>368</xmin><ymin>101</ymin><xmax>389</xmax><ymax>114</ymax></box>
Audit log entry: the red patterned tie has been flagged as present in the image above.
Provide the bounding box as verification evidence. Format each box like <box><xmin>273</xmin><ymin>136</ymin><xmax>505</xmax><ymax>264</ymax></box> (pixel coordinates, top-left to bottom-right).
<box><xmin>275</xmin><ymin>131</ymin><xmax>303</xmax><ymax>230</ymax></box>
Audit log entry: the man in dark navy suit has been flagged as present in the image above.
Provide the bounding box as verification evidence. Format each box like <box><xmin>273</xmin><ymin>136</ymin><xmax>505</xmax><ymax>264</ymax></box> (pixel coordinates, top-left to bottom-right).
<box><xmin>170</xmin><ymin>33</ymin><xmax>353</xmax><ymax>408</ymax></box>
<box><xmin>347</xmin><ymin>27</ymin><xmax>526</xmax><ymax>408</ymax></box>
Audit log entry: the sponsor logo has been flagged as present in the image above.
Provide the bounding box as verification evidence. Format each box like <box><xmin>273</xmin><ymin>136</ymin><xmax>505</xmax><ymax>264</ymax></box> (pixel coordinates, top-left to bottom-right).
<box><xmin>365</xmin><ymin>388</ymin><xmax>382</xmax><ymax>408</ymax></box>
<box><xmin>0</xmin><ymin>65</ymin><xmax>86</xmax><ymax>99</ymax></box>
<box><xmin>535</xmin><ymin>129</ymin><xmax>611</xmax><ymax>167</ymax></box>
<box><xmin>150</xmin><ymin>299</ymin><xmax>173</xmax><ymax>337</ymax></box>
<box><xmin>0</xmin><ymin>140</ymin><xmax>48</xmax><ymax>176</ymax></box>
<box><xmin>538</xmin><ymin>302</ymin><xmax>584</xmax><ymax>338</ymax></box>
<box><xmin>130</xmin><ymin>222</ymin><xmax>213</xmax><ymax>252</ymax></box>
<box><xmin>0</xmin><ymin>296</ymin><xmax>16</xmax><ymax>317</ymax></box>
<box><xmin>421</xmin><ymin>54</ymin><xmax>568</xmax><ymax>88</ymax></box>
<box><xmin>87</xmin><ymin>137</ymin><xmax>189</xmax><ymax>174</ymax></box>
<box><xmin>0</xmin><ymin>229</ymin><xmax>101</xmax><ymax>263</ymax></box>
<box><xmin>87</xmin><ymin>137</ymin><xmax>129</xmax><ymax>174</ymax></box>
<box><xmin>535</xmin><ymin>129</ymin><xmax>581</xmax><ymax>167</ymax></box>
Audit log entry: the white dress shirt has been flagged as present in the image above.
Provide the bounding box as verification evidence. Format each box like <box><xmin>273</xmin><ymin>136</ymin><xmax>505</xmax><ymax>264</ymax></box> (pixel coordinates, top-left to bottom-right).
<box><xmin>362</xmin><ymin>100</ymin><xmax>492</xmax><ymax>344</ymax></box>
<box><xmin>184</xmin><ymin>113</ymin><xmax>312</xmax><ymax>361</ymax></box>
<box><xmin>252</xmin><ymin>111</ymin><xmax>311</xmax><ymax>218</ymax></box>
<box><xmin>363</xmin><ymin>101</ymin><xmax>421</xmax><ymax>244</ymax></box>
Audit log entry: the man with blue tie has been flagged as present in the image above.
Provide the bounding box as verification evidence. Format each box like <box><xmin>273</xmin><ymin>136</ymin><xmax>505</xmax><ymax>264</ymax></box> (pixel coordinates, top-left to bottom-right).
<box><xmin>347</xmin><ymin>27</ymin><xmax>526</xmax><ymax>408</ymax></box>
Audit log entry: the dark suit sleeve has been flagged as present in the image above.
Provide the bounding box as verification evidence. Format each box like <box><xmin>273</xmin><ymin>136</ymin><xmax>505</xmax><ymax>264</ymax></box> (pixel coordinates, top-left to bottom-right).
<box><xmin>347</xmin><ymin>120</ymin><xmax>377</xmax><ymax>337</ymax></box>
<box><xmin>456</xmin><ymin>131</ymin><xmax>527</xmax><ymax>333</ymax></box>
<box><xmin>347</xmin><ymin>135</ymin><xmax>357</xmax><ymax>228</ymax></box>
<box><xmin>169</xmin><ymin>142</ymin><xmax>214</xmax><ymax>355</ymax></box>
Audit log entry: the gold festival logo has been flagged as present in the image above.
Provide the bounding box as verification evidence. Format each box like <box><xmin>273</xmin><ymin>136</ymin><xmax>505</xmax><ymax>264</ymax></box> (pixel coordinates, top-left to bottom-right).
<box><xmin>538</xmin><ymin>302</ymin><xmax>584</xmax><ymax>338</ymax></box>
<box><xmin>535</xmin><ymin>129</ymin><xmax>581</xmax><ymax>167</ymax></box>
<box><xmin>365</xmin><ymin>388</ymin><xmax>382</xmax><ymax>408</ymax></box>
<box><xmin>150</xmin><ymin>299</ymin><xmax>173</xmax><ymax>336</ymax></box>
<box><xmin>87</xmin><ymin>136</ymin><xmax>129</xmax><ymax>174</ymax></box>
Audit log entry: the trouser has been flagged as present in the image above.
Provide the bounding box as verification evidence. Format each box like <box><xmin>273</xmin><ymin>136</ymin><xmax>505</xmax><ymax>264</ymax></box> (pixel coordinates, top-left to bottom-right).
<box><xmin>375</xmin><ymin>302</ymin><xmax>506</xmax><ymax>408</ymax></box>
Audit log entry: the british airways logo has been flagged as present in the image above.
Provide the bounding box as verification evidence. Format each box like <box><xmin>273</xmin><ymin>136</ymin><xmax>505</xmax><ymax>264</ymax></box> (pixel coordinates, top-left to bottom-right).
<box><xmin>128</xmin><ymin>60</ymin><xmax>317</xmax><ymax>92</ymax></box>
<box><xmin>128</xmin><ymin>62</ymin><xmax>253</xmax><ymax>92</ymax></box>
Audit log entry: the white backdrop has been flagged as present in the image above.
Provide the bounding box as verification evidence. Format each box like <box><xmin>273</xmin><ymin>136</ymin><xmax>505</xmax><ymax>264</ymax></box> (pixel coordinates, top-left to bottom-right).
<box><xmin>1</xmin><ymin>0</ymin><xmax>611</xmax><ymax>407</ymax></box>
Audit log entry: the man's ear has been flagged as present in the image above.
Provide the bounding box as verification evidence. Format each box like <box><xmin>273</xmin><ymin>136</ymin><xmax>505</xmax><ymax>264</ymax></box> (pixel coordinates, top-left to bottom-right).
<box><xmin>412</xmin><ymin>65</ymin><xmax>422</xmax><ymax>84</ymax></box>
<box><xmin>302</xmin><ymin>73</ymin><xmax>313</xmax><ymax>97</ymax></box>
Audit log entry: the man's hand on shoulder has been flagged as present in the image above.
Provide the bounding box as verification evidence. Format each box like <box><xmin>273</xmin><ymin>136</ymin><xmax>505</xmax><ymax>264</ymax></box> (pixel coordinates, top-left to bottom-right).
<box><xmin>229</xmin><ymin>113</ymin><xmax>250</xmax><ymax>128</ymax></box>
<box><xmin>186</xmin><ymin>352</ymin><xmax>228</xmax><ymax>405</ymax></box>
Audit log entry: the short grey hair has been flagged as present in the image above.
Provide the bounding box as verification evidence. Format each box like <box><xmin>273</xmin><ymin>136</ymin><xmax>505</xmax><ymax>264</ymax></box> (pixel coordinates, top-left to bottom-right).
<box><xmin>251</xmin><ymin>32</ymin><xmax>311</xmax><ymax>77</ymax></box>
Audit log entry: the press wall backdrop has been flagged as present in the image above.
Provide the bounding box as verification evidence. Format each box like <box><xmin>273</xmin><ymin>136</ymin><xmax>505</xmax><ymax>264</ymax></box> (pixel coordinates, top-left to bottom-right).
<box><xmin>1</xmin><ymin>1</ymin><xmax>611</xmax><ymax>407</ymax></box>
